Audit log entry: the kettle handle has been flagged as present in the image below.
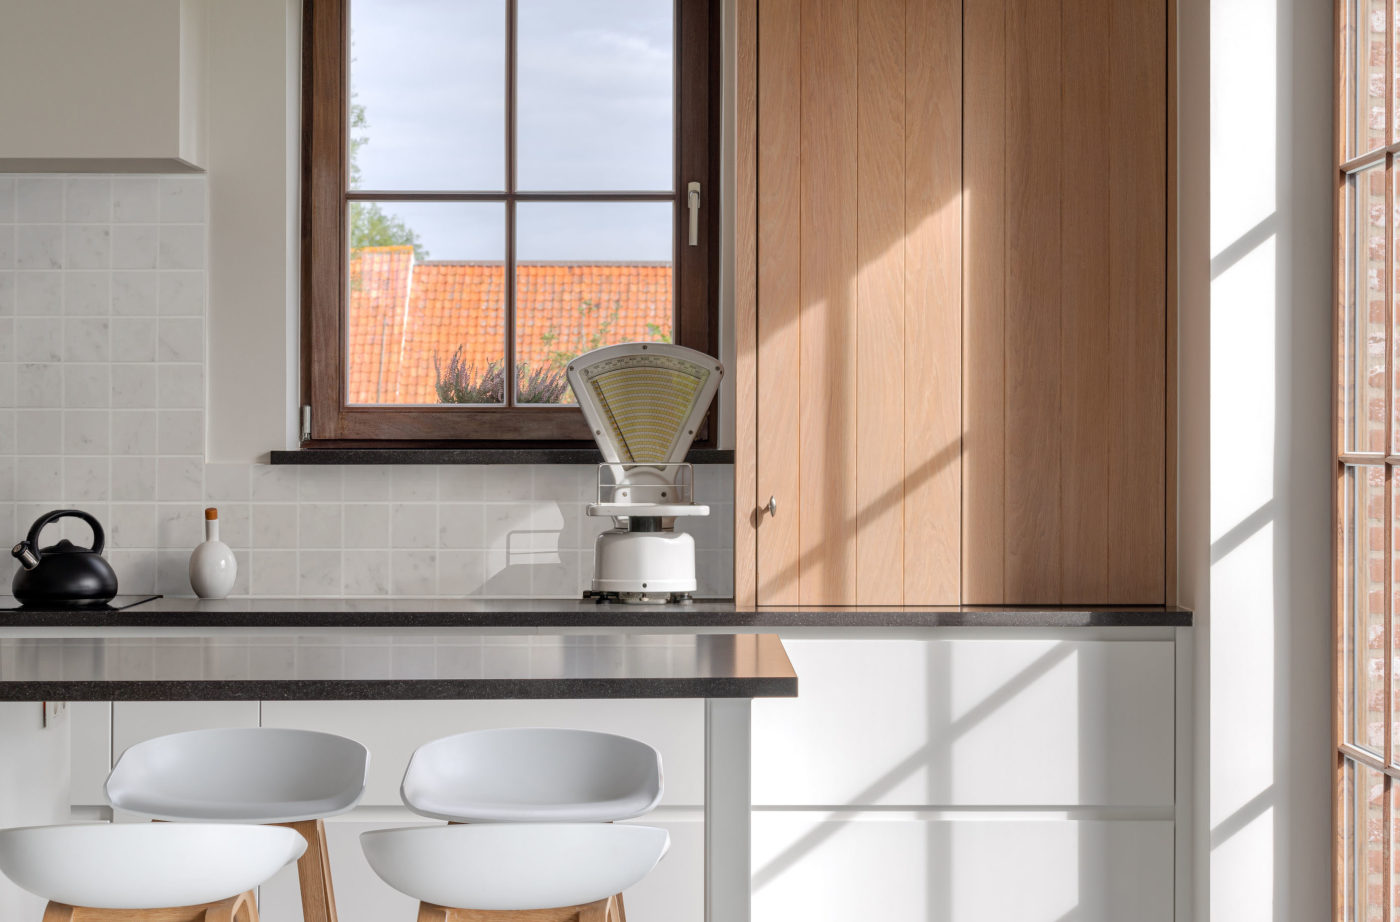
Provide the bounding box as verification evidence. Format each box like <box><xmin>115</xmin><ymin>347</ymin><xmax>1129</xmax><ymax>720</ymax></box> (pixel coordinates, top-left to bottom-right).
<box><xmin>23</xmin><ymin>509</ymin><xmax>106</xmax><ymax>559</ymax></box>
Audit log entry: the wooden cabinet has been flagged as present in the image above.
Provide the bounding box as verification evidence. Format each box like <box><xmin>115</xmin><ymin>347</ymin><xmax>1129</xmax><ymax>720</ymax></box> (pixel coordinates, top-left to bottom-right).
<box><xmin>735</xmin><ymin>0</ymin><xmax>1170</xmax><ymax>605</ymax></box>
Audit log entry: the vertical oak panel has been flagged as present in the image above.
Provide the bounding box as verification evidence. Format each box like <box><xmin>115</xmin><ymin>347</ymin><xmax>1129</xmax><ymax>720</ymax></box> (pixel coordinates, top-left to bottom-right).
<box><xmin>734</xmin><ymin>0</ymin><xmax>759</xmax><ymax>607</ymax></box>
<box><xmin>961</xmin><ymin>0</ymin><xmax>1008</xmax><ymax>602</ymax></box>
<box><xmin>1059</xmin><ymin>0</ymin><xmax>1112</xmax><ymax>602</ymax></box>
<box><xmin>904</xmin><ymin>0</ymin><xmax>963</xmax><ymax>602</ymax></box>
<box><xmin>1107</xmin><ymin>0</ymin><xmax>1167</xmax><ymax>600</ymax></box>
<box><xmin>797</xmin><ymin>0</ymin><xmax>859</xmax><ymax>604</ymax></box>
<box><xmin>756</xmin><ymin>0</ymin><xmax>802</xmax><ymax>604</ymax></box>
<box><xmin>1003</xmin><ymin>0</ymin><xmax>1063</xmax><ymax>603</ymax></box>
<box><xmin>855</xmin><ymin>0</ymin><xmax>907</xmax><ymax>603</ymax></box>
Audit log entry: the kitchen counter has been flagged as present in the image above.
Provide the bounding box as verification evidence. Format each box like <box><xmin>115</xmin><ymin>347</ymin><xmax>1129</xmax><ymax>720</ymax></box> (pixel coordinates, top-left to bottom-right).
<box><xmin>0</xmin><ymin>597</ymin><xmax>1193</xmax><ymax>628</ymax></box>
<box><xmin>0</xmin><ymin>630</ymin><xmax>795</xmax><ymax>701</ymax></box>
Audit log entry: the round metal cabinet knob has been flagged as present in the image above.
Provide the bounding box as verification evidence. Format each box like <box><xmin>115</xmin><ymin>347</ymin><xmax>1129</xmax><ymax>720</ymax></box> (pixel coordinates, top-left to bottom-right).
<box><xmin>765</xmin><ymin>496</ymin><xmax>777</xmax><ymax>517</ymax></box>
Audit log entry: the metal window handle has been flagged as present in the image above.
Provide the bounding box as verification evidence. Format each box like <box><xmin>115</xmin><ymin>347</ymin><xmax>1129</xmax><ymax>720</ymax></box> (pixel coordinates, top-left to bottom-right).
<box><xmin>687</xmin><ymin>181</ymin><xmax>701</xmax><ymax>246</ymax></box>
<box><xmin>765</xmin><ymin>495</ymin><xmax>777</xmax><ymax>517</ymax></box>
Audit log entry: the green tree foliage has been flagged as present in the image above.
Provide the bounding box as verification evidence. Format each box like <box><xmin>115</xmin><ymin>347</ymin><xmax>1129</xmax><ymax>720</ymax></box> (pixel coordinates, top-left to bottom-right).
<box><xmin>349</xmin><ymin>102</ymin><xmax>427</xmax><ymax>261</ymax></box>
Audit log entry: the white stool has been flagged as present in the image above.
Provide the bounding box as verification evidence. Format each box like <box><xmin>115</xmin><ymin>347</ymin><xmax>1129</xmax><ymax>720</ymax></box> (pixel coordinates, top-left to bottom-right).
<box><xmin>360</xmin><ymin>823</ymin><xmax>668</xmax><ymax>922</ymax></box>
<box><xmin>399</xmin><ymin>728</ymin><xmax>662</xmax><ymax>823</ymax></box>
<box><xmin>0</xmin><ymin>822</ymin><xmax>305</xmax><ymax>922</ymax></box>
<box><xmin>105</xmin><ymin>728</ymin><xmax>370</xmax><ymax>922</ymax></box>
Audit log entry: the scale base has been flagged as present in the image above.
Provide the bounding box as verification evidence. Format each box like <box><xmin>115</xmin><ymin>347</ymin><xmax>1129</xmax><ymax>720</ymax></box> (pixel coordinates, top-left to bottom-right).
<box><xmin>584</xmin><ymin>589</ymin><xmax>695</xmax><ymax>605</ymax></box>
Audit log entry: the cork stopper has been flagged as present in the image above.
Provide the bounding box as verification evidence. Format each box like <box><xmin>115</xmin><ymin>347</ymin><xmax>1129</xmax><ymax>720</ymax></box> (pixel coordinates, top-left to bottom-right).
<box><xmin>205</xmin><ymin>507</ymin><xmax>218</xmax><ymax>521</ymax></box>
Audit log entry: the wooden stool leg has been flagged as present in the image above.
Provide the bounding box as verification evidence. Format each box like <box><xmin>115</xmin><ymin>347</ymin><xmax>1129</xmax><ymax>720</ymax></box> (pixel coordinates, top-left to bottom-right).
<box><xmin>278</xmin><ymin>819</ymin><xmax>337</xmax><ymax>922</ymax></box>
<box><xmin>577</xmin><ymin>898</ymin><xmax>611</xmax><ymax>922</ymax></box>
<box><xmin>207</xmin><ymin>891</ymin><xmax>258</xmax><ymax>922</ymax></box>
<box><xmin>611</xmin><ymin>892</ymin><xmax>626</xmax><ymax>922</ymax></box>
<box><xmin>416</xmin><ymin>904</ymin><xmax>449</xmax><ymax>922</ymax></box>
<box><xmin>40</xmin><ymin>903</ymin><xmax>75</xmax><ymax>922</ymax></box>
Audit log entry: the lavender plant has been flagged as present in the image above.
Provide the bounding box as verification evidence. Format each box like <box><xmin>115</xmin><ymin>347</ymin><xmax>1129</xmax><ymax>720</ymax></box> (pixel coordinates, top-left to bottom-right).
<box><xmin>434</xmin><ymin>348</ymin><xmax>505</xmax><ymax>404</ymax></box>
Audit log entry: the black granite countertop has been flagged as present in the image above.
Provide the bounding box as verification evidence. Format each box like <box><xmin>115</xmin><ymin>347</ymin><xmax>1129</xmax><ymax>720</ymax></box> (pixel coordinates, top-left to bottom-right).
<box><xmin>0</xmin><ymin>631</ymin><xmax>795</xmax><ymax>701</ymax></box>
<box><xmin>270</xmin><ymin>448</ymin><xmax>734</xmax><ymax>465</ymax></box>
<box><xmin>0</xmin><ymin>597</ymin><xmax>1193</xmax><ymax>628</ymax></box>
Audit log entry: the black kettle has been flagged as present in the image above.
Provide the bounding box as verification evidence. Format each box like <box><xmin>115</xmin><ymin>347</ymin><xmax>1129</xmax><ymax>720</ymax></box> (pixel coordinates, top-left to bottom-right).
<box><xmin>11</xmin><ymin>510</ymin><xmax>119</xmax><ymax>606</ymax></box>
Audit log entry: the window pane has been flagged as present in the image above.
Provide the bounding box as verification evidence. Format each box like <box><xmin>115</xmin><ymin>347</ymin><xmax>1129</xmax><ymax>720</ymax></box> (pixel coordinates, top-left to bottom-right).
<box><xmin>1359</xmin><ymin>764</ymin><xmax>1386</xmax><ymax>922</ymax></box>
<box><xmin>1354</xmin><ymin>0</ymin><xmax>1388</xmax><ymax>156</ymax></box>
<box><xmin>1348</xmin><ymin>465</ymin><xmax>1389</xmax><ymax>753</ymax></box>
<box><xmin>513</xmin><ymin>202</ymin><xmax>674</xmax><ymax>404</ymax></box>
<box><xmin>347</xmin><ymin>202</ymin><xmax>506</xmax><ymax>405</ymax></box>
<box><xmin>1348</xmin><ymin>162</ymin><xmax>1388</xmax><ymax>453</ymax></box>
<box><xmin>517</xmin><ymin>0</ymin><xmax>674</xmax><ymax>191</ymax></box>
<box><xmin>349</xmin><ymin>0</ymin><xmax>505</xmax><ymax>191</ymax></box>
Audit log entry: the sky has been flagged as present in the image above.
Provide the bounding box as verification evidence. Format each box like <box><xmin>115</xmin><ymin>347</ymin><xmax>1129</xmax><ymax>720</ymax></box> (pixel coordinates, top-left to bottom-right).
<box><xmin>350</xmin><ymin>0</ymin><xmax>675</xmax><ymax>262</ymax></box>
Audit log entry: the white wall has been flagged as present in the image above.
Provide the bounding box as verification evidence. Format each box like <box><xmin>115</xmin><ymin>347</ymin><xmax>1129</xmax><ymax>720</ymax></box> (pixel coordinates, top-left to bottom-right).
<box><xmin>1178</xmin><ymin>0</ymin><xmax>1333</xmax><ymax>917</ymax></box>
<box><xmin>0</xmin><ymin>704</ymin><xmax>71</xmax><ymax>919</ymax></box>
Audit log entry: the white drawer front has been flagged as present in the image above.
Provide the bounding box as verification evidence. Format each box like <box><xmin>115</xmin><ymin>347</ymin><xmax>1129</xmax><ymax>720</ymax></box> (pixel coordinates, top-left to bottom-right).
<box><xmin>753</xmin><ymin>812</ymin><xmax>1173</xmax><ymax>922</ymax></box>
<box><xmin>259</xmin><ymin>699</ymin><xmax>704</xmax><ymax>807</ymax></box>
<box><xmin>753</xmin><ymin>638</ymin><xmax>1174</xmax><ymax>806</ymax></box>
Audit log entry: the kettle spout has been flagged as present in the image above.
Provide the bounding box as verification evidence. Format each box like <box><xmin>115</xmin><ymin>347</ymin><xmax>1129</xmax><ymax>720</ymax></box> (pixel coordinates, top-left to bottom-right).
<box><xmin>10</xmin><ymin>542</ymin><xmax>39</xmax><ymax>571</ymax></box>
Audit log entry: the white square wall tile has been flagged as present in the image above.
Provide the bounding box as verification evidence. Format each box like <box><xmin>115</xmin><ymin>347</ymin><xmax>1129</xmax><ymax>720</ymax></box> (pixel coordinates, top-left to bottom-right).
<box><xmin>299</xmin><ymin>503</ymin><xmax>342</xmax><ymax>548</ymax></box>
<box><xmin>480</xmin><ymin>466</ymin><xmax>532</xmax><ymax>502</ymax></box>
<box><xmin>63</xmin><ymin>410</ymin><xmax>108</xmax><ymax>454</ymax></box>
<box><xmin>0</xmin><ymin>178</ymin><xmax>14</xmax><ymax>222</ymax></box>
<box><xmin>157</xmin><ymin>317</ymin><xmax>202</xmax><ymax>362</ymax></box>
<box><xmin>438</xmin><ymin>466</ymin><xmax>482</xmax><ymax>501</ymax></box>
<box><xmin>158</xmin><ymin>271</ymin><xmax>204</xmax><ymax>316</ymax></box>
<box><xmin>64</xmin><ymin>272</ymin><xmax>109</xmax><ymax>316</ymax></box>
<box><xmin>63</xmin><ymin>457</ymin><xmax>108</xmax><ymax>501</ymax></box>
<box><xmin>109</xmin><ymin>504</ymin><xmax>158</xmax><ymax>549</ymax></box>
<box><xmin>342</xmin><ymin>466</ymin><xmax>391</xmax><ymax>501</ymax></box>
<box><xmin>111</xmin><ymin>225</ymin><xmax>158</xmax><ymax>269</ymax></box>
<box><xmin>250</xmin><ymin>465</ymin><xmax>298</xmax><ymax>501</ymax></box>
<box><xmin>156</xmin><ymin>457</ymin><xmax>203</xmax><ymax>501</ymax></box>
<box><xmin>110</xmin><ymin>457</ymin><xmax>156</xmax><ymax>501</ymax></box>
<box><xmin>297</xmin><ymin>466</ymin><xmax>342</xmax><ymax>502</ymax></box>
<box><xmin>14</xmin><ymin>409</ymin><xmax>61</xmax><ymax>454</ymax></box>
<box><xmin>159</xmin><ymin>178</ymin><xmax>206</xmax><ymax>223</ymax></box>
<box><xmin>250</xmin><ymin>550</ymin><xmax>298</xmax><ymax>596</ymax></box>
<box><xmin>204</xmin><ymin>463</ymin><xmax>251</xmax><ymax>502</ymax></box>
<box><xmin>390</xmin><ymin>466</ymin><xmax>437</xmax><ymax>501</ymax></box>
<box><xmin>16</xmin><ymin>363</ymin><xmax>62</xmax><ymax>407</ymax></box>
<box><xmin>438</xmin><ymin>505</ymin><xmax>485</xmax><ymax>549</ymax></box>
<box><xmin>64</xmin><ymin>226</ymin><xmax>109</xmax><ymax>269</ymax></box>
<box><xmin>157</xmin><ymin>364</ymin><xmax>202</xmax><ymax>408</ymax></box>
<box><xmin>112</xmin><ymin>271</ymin><xmax>158</xmax><ymax>316</ymax></box>
<box><xmin>0</xmin><ymin>272</ymin><xmax>14</xmax><ymax>314</ymax></box>
<box><xmin>156</xmin><ymin>550</ymin><xmax>192</xmax><ymax>596</ymax></box>
<box><xmin>157</xmin><ymin>505</ymin><xmax>204</xmax><ymax>550</ymax></box>
<box><xmin>0</xmin><ymin>227</ymin><xmax>13</xmax><ymax>269</ymax></box>
<box><xmin>157</xmin><ymin>409</ymin><xmax>203</xmax><ymax>455</ymax></box>
<box><xmin>390</xmin><ymin>550</ymin><xmax>436</xmax><ymax>596</ymax></box>
<box><xmin>14</xmin><ymin>456</ymin><xmax>62</xmax><ymax>501</ymax></box>
<box><xmin>64</xmin><ymin>364</ymin><xmax>110</xmax><ymax>407</ymax></box>
<box><xmin>63</xmin><ymin>317</ymin><xmax>109</xmax><ymax>362</ymax></box>
<box><xmin>390</xmin><ymin>503</ymin><xmax>436</xmax><ymax>548</ymax></box>
<box><xmin>64</xmin><ymin>177</ymin><xmax>111</xmax><ymax>223</ymax></box>
<box><xmin>112</xmin><ymin>177</ymin><xmax>159</xmax><ymax>223</ymax></box>
<box><xmin>298</xmin><ymin>550</ymin><xmax>342</xmax><ymax>597</ymax></box>
<box><xmin>343</xmin><ymin>504</ymin><xmax>390</xmax><ymax>548</ymax></box>
<box><xmin>15</xmin><ymin>271</ymin><xmax>62</xmax><ymax>315</ymax></box>
<box><xmin>110</xmin><ymin>365</ymin><xmax>157</xmax><ymax>409</ymax></box>
<box><xmin>216</xmin><ymin>504</ymin><xmax>251</xmax><ymax>549</ymax></box>
<box><xmin>111</xmin><ymin>317</ymin><xmax>156</xmax><ymax>362</ymax></box>
<box><xmin>15</xmin><ymin>317</ymin><xmax>61</xmax><ymax>362</ymax></box>
<box><xmin>251</xmin><ymin>504</ymin><xmax>298</xmax><ymax>549</ymax></box>
<box><xmin>437</xmin><ymin>550</ymin><xmax>486</xmax><ymax>596</ymax></box>
<box><xmin>158</xmin><ymin>226</ymin><xmax>204</xmax><ymax>270</ymax></box>
<box><xmin>16</xmin><ymin>225</ymin><xmax>64</xmax><ymax>269</ymax></box>
<box><xmin>108</xmin><ymin>549</ymin><xmax>156</xmax><ymax>594</ymax></box>
<box><xmin>16</xmin><ymin>178</ymin><xmax>62</xmax><ymax>222</ymax></box>
<box><xmin>342</xmin><ymin>550</ymin><xmax>389</xmax><ymax>595</ymax></box>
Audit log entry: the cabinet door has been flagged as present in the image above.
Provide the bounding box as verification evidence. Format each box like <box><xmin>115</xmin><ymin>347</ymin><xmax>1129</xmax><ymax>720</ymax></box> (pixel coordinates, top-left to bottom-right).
<box><xmin>752</xmin><ymin>638</ymin><xmax>1174</xmax><ymax>807</ymax></box>
<box><xmin>753</xmin><ymin>813</ymin><xmax>1173</xmax><ymax>922</ymax></box>
<box><xmin>749</xmin><ymin>0</ymin><xmax>962</xmax><ymax>605</ymax></box>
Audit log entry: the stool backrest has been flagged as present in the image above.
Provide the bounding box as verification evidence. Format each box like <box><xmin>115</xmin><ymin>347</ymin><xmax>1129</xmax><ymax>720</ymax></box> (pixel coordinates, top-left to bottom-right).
<box><xmin>400</xmin><ymin>728</ymin><xmax>662</xmax><ymax>823</ymax></box>
<box><xmin>106</xmin><ymin>728</ymin><xmax>370</xmax><ymax>823</ymax></box>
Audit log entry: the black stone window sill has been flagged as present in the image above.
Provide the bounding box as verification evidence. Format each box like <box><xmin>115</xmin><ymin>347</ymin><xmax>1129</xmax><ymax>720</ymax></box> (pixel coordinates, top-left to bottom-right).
<box><xmin>269</xmin><ymin>448</ymin><xmax>735</xmax><ymax>465</ymax></box>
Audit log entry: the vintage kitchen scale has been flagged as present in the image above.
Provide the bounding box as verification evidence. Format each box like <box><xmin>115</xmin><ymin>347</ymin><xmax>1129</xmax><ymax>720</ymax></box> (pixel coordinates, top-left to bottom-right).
<box><xmin>566</xmin><ymin>343</ymin><xmax>723</xmax><ymax>603</ymax></box>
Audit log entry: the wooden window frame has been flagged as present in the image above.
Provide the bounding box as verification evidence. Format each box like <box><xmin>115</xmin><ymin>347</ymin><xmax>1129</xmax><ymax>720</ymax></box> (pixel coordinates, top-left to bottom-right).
<box><xmin>300</xmin><ymin>0</ymin><xmax>720</xmax><ymax>447</ymax></box>
<box><xmin>1336</xmin><ymin>0</ymin><xmax>1400</xmax><ymax>917</ymax></box>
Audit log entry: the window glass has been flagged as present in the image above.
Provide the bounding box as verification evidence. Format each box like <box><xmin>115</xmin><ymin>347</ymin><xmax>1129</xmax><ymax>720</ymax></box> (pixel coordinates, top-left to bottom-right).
<box><xmin>1348</xmin><ymin>162</ymin><xmax>1388</xmax><ymax>453</ymax></box>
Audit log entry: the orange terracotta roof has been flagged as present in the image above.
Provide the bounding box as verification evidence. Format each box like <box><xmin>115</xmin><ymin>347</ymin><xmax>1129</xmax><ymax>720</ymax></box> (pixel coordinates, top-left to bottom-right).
<box><xmin>347</xmin><ymin>246</ymin><xmax>673</xmax><ymax>405</ymax></box>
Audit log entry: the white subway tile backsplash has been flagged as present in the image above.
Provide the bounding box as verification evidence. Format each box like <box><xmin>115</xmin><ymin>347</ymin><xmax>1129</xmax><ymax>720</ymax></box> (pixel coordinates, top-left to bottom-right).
<box><xmin>0</xmin><ymin>172</ymin><xmax>735</xmax><ymax>599</ymax></box>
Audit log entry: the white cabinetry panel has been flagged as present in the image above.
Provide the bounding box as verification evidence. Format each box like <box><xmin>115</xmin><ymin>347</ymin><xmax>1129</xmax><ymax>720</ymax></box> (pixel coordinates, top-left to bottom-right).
<box><xmin>753</xmin><ymin>638</ymin><xmax>1174</xmax><ymax>806</ymax></box>
<box><xmin>753</xmin><ymin>813</ymin><xmax>1173</xmax><ymax>922</ymax></box>
<box><xmin>69</xmin><ymin>702</ymin><xmax>110</xmax><ymax>806</ymax></box>
<box><xmin>112</xmin><ymin>701</ymin><xmax>260</xmax><ymax>757</ymax></box>
<box><xmin>259</xmin><ymin>699</ymin><xmax>704</xmax><ymax>807</ymax></box>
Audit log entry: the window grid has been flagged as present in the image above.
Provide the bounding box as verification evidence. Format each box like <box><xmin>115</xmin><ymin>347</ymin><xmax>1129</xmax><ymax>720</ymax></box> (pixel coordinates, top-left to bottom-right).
<box><xmin>1341</xmin><ymin>0</ymin><xmax>1400</xmax><ymax>917</ymax></box>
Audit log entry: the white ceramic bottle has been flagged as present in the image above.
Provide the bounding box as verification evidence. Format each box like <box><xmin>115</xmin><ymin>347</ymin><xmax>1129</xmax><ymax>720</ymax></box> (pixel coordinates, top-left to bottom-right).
<box><xmin>189</xmin><ymin>507</ymin><xmax>237</xmax><ymax>599</ymax></box>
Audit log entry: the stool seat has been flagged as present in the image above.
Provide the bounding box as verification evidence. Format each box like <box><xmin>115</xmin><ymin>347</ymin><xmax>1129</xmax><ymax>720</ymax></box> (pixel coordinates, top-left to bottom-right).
<box><xmin>400</xmin><ymin>728</ymin><xmax>662</xmax><ymax>823</ymax></box>
<box><xmin>360</xmin><ymin>823</ymin><xmax>668</xmax><ymax>912</ymax></box>
<box><xmin>105</xmin><ymin>728</ymin><xmax>369</xmax><ymax>823</ymax></box>
<box><xmin>0</xmin><ymin>823</ymin><xmax>305</xmax><ymax>910</ymax></box>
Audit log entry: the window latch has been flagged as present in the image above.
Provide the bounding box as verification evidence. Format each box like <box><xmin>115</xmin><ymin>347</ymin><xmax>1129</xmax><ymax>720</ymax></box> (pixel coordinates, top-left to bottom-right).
<box><xmin>687</xmin><ymin>181</ymin><xmax>701</xmax><ymax>246</ymax></box>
